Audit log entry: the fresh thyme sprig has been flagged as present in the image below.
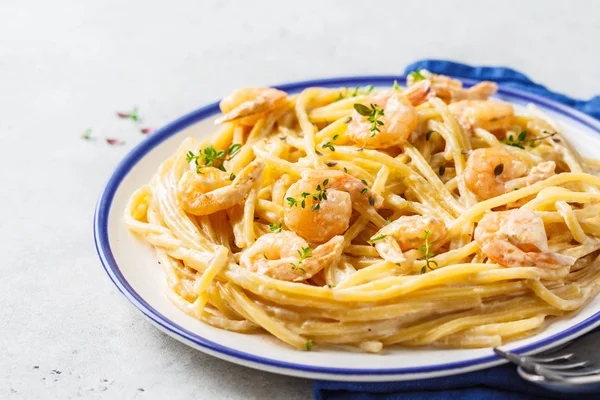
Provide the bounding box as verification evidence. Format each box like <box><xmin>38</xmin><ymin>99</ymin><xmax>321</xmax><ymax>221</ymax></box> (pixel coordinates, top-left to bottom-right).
<box><xmin>291</xmin><ymin>247</ymin><xmax>312</xmax><ymax>274</ymax></box>
<box><xmin>185</xmin><ymin>143</ymin><xmax>242</xmax><ymax>173</ymax></box>
<box><xmin>500</xmin><ymin>130</ymin><xmax>528</xmax><ymax>149</ymax></box>
<box><xmin>353</xmin><ymin>103</ymin><xmax>385</xmax><ymax>136</ymax></box>
<box><xmin>418</xmin><ymin>230</ymin><xmax>438</xmax><ymax>274</ymax></box>
<box><xmin>286</xmin><ymin>179</ymin><xmax>329</xmax><ymax>212</ymax></box>
<box><xmin>321</xmin><ymin>134</ymin><xmax>339</xmax><ymax>152</ymax></box>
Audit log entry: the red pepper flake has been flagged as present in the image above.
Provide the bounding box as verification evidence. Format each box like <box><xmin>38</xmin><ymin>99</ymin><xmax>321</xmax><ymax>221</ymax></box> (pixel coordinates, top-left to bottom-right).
<box><xmin>116</xmin><ymin>112</ymin><xmax>130</xmax><ymax>118</ymax></box>
<box><xmin>140</xmin><ymin>128</ymin><xmax>155</xmax><ymax>135</ymax></box>
<box><xmin>106</xmin><ymin>138</ymin><xmax>125</xmax><ymax>146</ymax></box>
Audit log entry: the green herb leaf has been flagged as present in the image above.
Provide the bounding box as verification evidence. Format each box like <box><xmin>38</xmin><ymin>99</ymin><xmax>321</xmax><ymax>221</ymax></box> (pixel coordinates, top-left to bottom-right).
<box><xmin>439</xmin><ymin>164</ymin><xmax>446</xmax><ymax>176</ymax></box>
<box><xmin>229</xmin><ymin>173</ymin><xmax>236</xmax><ymax>181</ymax></box>
<box><xmin>306</xmin><ymin>340</ymin><xmax>313</xmax><ymax>351</ymax></box>
<box><xmin>368</xmin><ymin>234</ymin><xmax>388</xmax><ymax>245</ymax></box>
<box><xmin>269</xmin><ymin>223</ymin><xmax>283</xmax><ymax>233</ymax></box>
<box><xmin>393</xmin><ymin>80</ymin><xmax>400</xmax><ymax>90</ymax></box>
<box><xmin>409</xmin><ymin>69</ymin><xmax>426</xmax><ymax>81</ymax></box>
<box><xmin>353</xmin><ymin>103</ymin><xmax>372</xmax><ymax>116</ymax></box>
<box><xmin>82</xmin><ymin>128</ymin><xmax>93</xmax><ymax>140</ymax></box>
<box><xmin>426</xmin><ymin>130</ymin><xmax>434</xmax><ymax>141</ymax></box>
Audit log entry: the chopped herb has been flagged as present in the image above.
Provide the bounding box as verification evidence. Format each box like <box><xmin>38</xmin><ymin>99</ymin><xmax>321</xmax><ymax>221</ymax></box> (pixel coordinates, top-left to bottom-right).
<box><xmin>368</xmin><ymin>234</ymin><xmax>388</xmax><ymax>245</ymax></box>
<box><xmin>288</xmin><ymin>180</ymin><xmax>329</xmax><ymax>211</ymax></box>
<box><xmin>269</xmin><ymin>223</ymin><xmax>283</xmax><ymax>233</ymax></box>
<box><xmin>229</xmin><ymin>173</ymin><xmax>236</xmax><ymax>181</ymax></box>
<box><xmin>360</xmin><ymin>187</ymin><xmax>368</xmax><ymax>195</ymax></box>
<box><xmin>386</xmin><ymin>217</ymin><xmax>392</xmax><ymax>225</ymax></box>
<box><xmin>514</xmin><ymin>188</ymin><xmax>520</xmax><ymax>191</ymax></box>
<box><xmin>439</xmin><ymin>164</ymin><xmax>446</xmax><ymax>176</ymax></box>
<box><xmin>409</xmin><ymin>69</ymin><xmax>426</xmax><ymax>81</ymax></box>
<box><xmin>426</xmin><ymin>130</ymin><xmax>434</xmax><ymax>141</ymax></box>
<box><xmin>315</xmin><ymin>150</ymin><xmax>324</xmax><ymax>156</ymax></box>
<box><xmin>343</xmin><ymin>167</ymin><xmax>348</xmax><ymax>173</ymax></box>
<box><xmin>368</xmin><ymin>196</ymin><xmax>375</xmax><ymax>206</ymax></box>
<box><xmin>494</xmin><ymin>163</ymin><xmax>504</xmax><ymax>176</ymax></box>
<box><xmin>393</xmin><ymin>80</ymin><xmax>400</xmax><ymax>90</ymax></box>
<box><xmin>322</xmin><ymin>141</ymin><xmax>335</xmax><ymax>152</ymax></box>
<box><xmin>186</xmin><ymin>143</ymin><xmax>242</xmax><ymax>173</ymax></box>
<box><xmin>287</xmin><ymin>197</ymin><xmax>299</xmax><ymax>208</ymax></box>
<box><xmin>333</xmin><ymin>134</ymin><xmax>339</xmax><ymax>141</ymax></box>
<box><xmin>344</xmin><ymin>116</ymin><xmax>352</xmax><ymax>124</ymax></box>
<box><xmin>326</xmin><ymin>162</ymin><xmax>338</xmax><ymax>167</ymax></box>
<box><xmin>306</xmin><ymin>340</ymin><xmax>313</xmax><ymax>351</ymax></box>
<box><xmin>499</xmin><ymin>130</ymin><xmax>527</xmax><ymax>149</ymax></box>
<box><xmin>279</xmin><ymin>136</ymin><xmax>287</xmax><ymax>141</ymax></box>
<box><xmin>228</xmin><ymin>143</ymin><xmax>242</xmax><ymax>156</ymax></box>
<box><xmin>291</xmin><ymin>247</ymin><xmax>312</xmax><ymax>274</ymax></box>
<box><xmin>418</xmin><ymin>230</ymin><xmax>438</xmax><ymax>274</ymax></box>
<box><xmin>354</xmin><ymin>103</ymin><xmax>385</xmax><ymax>136</ymax></box>
<box><xmin>82</xmin><ymin>128</ymin><xmax>93</xmax><ymax>140</ymax></box>
<box><xmin>361</xmin><ymin>179</ymin><xmax>368</xmax><ymax>186</ymax></box>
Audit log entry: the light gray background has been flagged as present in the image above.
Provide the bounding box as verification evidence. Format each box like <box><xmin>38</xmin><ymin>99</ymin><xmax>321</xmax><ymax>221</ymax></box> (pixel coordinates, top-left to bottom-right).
<box><xmin>1</xmin><ymin>0</ymin><xmax>599</xmax><ymax>399</ymax></box>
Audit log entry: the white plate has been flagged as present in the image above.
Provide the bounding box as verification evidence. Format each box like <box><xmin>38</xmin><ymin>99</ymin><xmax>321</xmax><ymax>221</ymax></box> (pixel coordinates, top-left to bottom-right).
<box><xmin>94</xmin><ymin>76</ymin><xmax>600</xmax><ymax>382</ymax></box>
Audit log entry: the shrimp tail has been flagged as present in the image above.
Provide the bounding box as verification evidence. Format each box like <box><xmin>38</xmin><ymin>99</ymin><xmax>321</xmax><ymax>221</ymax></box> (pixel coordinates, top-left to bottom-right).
<box><xmin>180</xmin><ymin>161</ymin><xmax>264</xmax><ymax>215</ymax></box>
<box><xmin>295</xmin><ymin>235</ymin><xmax>344</xmax><ymax>281</ymax></box>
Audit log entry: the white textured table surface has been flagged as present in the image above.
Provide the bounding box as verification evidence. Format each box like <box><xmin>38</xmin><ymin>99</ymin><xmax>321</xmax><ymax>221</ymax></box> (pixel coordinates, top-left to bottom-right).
<box><xmin>2</xmin><ymin>0</ymin><xmax>599</xmax><ymax>398</ymax></box>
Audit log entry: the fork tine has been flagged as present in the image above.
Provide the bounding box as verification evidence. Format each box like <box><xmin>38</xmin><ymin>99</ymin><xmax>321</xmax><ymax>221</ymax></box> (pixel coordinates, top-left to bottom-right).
<box><xmin>546</xmin><ymin>367</ymin><xmax>600</xmax><ymax>377</ymax></box>
<box><xmin>539</xmin><ymin>361</ymin><xmax>590</xmax><ymax>370</ymax></box>
<box><xmin>526</xmin><ymin>353</ymin><xmax>574</xmax><ymax>363</ymax></box>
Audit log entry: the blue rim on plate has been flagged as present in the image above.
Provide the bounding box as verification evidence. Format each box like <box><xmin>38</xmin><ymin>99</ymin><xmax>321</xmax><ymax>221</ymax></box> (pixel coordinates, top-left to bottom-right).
<box><xmin>94</xmin><ymin>76</ymin><xmax>600</xmax><ymax>378</ymax></box>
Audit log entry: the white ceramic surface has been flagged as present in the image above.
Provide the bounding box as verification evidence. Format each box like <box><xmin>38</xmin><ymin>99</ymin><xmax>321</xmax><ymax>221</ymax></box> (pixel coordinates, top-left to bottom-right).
<box><xmin>95</xmin><ymin>77</ymin><xmax>600</xmax><ymax>382</ymax></box>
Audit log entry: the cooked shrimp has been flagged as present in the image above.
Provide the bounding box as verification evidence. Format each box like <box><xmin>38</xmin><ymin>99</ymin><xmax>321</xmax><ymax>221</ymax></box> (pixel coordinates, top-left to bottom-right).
<box><xmin>346</xmin><ymin>80</ymin><xmax>431</xmax><ymax>149</ymax></box>
<box><xmin>370</xmin><ymin>216</ymin><xmax>447</xmax><ymax>263</ymax></box>
<box><xmin>449</xmin><ymin>100</ymin><xmax>514</xmax><ymax>132</ymax></box>
<box><xmin>284</xmin><ymin>170</ymin><xmax>383</xmax><ymax>243</ymax></box>
<box><xmin>464</xmin><ymin>148</ymin><xmax>556</xmax><ymax>200</ymax></box>
<box><xmin>240</xmin><ymin>231</ymin><xmax>344</xmax><ymax>281</ymax></box>
<box><xmin>178</xmin><ymin>161</ymin><xmax>264</xmax><ymax>215</ymax></box>
<box><xmin>408</xmin><ymin>70</ymin><xmax>497</xmax><ymax>103</ymax></box>
<box><xmin>475</xmin><ymin>209</ymin><xmax>576</xmax><ymax>269</ymax></box>
<box><xmin>215</xmin><ymin>87</ymin><xmax>287</xmax><ymax>124</ymax></box>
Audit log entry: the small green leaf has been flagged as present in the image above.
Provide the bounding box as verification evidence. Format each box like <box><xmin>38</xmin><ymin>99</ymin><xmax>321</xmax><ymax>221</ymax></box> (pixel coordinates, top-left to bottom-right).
<box><xmin>393</xmin><ymin>80</ymin><xmax>400</xmax><ymax>90</ymax></box>
<box><xmin>306</xmin><ymin>340</ymin><xmax>313</xmax><ymax>351</ymax></box>
<box><xmin>368</xmin><ymin>234</ymin><xmax>388</xmax><ymax>245</ymax></box>
<box><xmin>518</xmin><ymin>130</ymin><xmax>527</xmax><ymax>142</ymax></box>
<box><xmin>229</xmin><ymin>173</ymin><xmax>236</xmax><ymax>181</ymax></box>
<box><xmin>353</xmin><ymin>103</ymin><xmax>372</xmax><ymax>116</ymax></box>
<box><xmin>409</xmin><ymin>70</ymin><xmax>426</xmax><ymax>81</ymax></box>
<box><xmin>426</xmin><ymin>130</ymin><xmax>434</xmax><ymax>141</ymax></box>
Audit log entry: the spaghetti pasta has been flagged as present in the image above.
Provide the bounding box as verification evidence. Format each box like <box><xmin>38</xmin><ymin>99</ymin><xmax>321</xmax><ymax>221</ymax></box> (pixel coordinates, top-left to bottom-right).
<box><xmin>125</xmin><ymin>71</ymin><xmax>600</xmax><ymax>352</ymax></box>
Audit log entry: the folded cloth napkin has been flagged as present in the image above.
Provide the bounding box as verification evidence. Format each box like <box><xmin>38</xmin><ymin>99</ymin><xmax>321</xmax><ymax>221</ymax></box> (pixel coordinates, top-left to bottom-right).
<box><xmin>314</xmin><ymin>59</ymin><xmax>600</xmax><ymax>400</ymax></box>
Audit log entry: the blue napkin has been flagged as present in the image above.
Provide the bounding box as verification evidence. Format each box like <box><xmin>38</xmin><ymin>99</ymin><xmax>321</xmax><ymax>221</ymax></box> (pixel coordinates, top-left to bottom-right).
<box><xmin>314</xmin><ymin>60</ymin><xmax>600</xmax><ymax>400</ymax></box>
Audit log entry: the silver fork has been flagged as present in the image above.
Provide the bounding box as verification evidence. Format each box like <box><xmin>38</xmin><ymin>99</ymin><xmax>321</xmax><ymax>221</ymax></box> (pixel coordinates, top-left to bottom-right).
<box><xmin>494</xmin><ymin>329</ymin><xmax>600</xmax><ymax>393</ymax></box>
